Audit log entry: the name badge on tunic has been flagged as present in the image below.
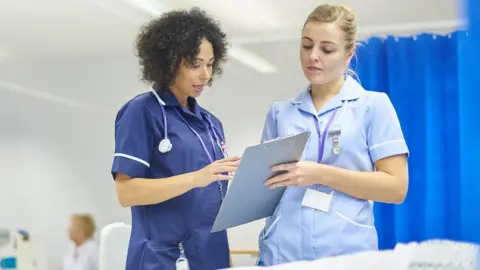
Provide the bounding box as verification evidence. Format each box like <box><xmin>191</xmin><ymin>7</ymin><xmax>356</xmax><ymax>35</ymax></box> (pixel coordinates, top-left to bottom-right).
<box><xmin>302</xmin><ymin>188</ymin><xmax>332</xmax><ymax>212</ymax></box>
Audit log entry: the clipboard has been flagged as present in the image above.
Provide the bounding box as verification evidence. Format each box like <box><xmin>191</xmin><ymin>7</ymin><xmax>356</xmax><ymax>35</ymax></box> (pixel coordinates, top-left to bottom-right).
<box><xmin>211</xmin><ymin>131</ymin><xmax>311</xmax><ymax>232</ymax></box>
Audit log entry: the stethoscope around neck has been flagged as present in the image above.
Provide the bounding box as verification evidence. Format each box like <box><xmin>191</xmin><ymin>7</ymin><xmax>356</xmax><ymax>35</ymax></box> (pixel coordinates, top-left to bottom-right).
<box><xmin>151</xmin><ymin>90</ymin><xmax>224</xmax><ymax>157</ymax></box>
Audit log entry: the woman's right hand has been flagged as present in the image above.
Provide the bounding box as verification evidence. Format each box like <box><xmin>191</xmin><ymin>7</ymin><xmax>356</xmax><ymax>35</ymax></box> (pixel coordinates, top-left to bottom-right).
<box><xmin>192</xmin><ymin>156</ymin><xmax>241</xmax><ymax>188</ymax></box>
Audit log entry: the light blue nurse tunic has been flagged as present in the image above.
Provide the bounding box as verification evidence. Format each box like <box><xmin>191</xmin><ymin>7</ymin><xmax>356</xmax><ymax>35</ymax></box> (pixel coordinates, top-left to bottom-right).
<box><xmin>257</xmin><ymin>76</ymin><xmax>409</xmax><ymax>265</ymax></box>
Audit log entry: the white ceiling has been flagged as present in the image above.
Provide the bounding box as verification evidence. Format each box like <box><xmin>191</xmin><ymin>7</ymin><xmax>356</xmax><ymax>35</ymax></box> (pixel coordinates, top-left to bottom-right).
<box><xmin>0</xmin><ymin>0</ymin><xmax>459</xmax><ymax>63</ymax></box>
<box><xmin>0</xmin><ymin>0</ymin><xmax>461</xmax><ymax>115</ymax></box>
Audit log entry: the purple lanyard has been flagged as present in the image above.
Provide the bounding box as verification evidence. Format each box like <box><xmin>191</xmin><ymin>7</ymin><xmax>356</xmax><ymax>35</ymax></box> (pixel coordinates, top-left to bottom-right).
<box><xmin>204</xmin><ymin>117</ymin><xmax>228</xmax><ymax>157</ymax></box>
<box><xmin>312</xmin><ymin>108</ymin><xmax>338</xmax><ymax>163</ymax></box>
<box><xmin>174</xmin><ymin>110</ymin><xmax>225</xmax><ymax>199</ymax></box>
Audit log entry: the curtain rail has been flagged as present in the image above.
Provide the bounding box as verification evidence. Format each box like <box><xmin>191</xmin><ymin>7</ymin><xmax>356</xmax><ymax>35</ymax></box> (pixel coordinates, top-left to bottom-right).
<box><xmin>232</xmin><ymin>20</ymin><xmax>465</xmax><ymax>44</ymax></box>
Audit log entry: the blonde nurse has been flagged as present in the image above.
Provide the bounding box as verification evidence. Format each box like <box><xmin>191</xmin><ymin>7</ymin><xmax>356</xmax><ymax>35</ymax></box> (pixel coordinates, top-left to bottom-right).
<box><xmin>257</xmin><ymin>4</ymin><xmax>409</xmax><ymax>266</ymax></box>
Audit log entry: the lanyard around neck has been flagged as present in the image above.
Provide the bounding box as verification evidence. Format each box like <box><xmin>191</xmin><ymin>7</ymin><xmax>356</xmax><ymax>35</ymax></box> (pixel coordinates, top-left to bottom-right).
<box><xmin>312</xmin><ymin>102</ymin><xmax>348</xmax><ymax>163</ymax></box>
<box><xmin>173</xmin><ymin>109</ymin><xmax>226</xmax><ymax>200</ymax></box>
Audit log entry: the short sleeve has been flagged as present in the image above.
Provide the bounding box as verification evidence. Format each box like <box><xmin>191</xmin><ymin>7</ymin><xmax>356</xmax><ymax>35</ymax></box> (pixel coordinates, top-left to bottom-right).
<box><xmin>261</xmin><ymin>104</ymin><xmax>278</xmax><ymax>143</ymax></box>
<box><xmin>367</xmin><ymin>93</ymin><xmax>409</xmax><ymax>162</ymax></box>
<box><xmin>111</xmin><ymin>101</ymin><xmax>154</xmax><ymax>179</ymax></box>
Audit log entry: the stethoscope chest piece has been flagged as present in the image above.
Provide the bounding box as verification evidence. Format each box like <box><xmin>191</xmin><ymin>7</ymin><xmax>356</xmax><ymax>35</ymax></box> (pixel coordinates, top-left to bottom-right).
<box><xmin>159</xmin><ymin>138</ymin><xmax>172</xmax><ymax>153</ymax></box>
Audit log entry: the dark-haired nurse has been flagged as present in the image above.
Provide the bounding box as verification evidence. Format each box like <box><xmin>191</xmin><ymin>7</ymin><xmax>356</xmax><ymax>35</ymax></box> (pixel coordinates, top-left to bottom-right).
<box><xmin>111</xmin><ymin>8</ymin><xmax>240</xmax><ymax>270</ymax></box>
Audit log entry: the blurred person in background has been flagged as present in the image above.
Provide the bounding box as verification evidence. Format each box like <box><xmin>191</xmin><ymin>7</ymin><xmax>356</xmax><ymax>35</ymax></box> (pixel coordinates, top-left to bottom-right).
<box><xmin>257</xmin><ymin>4</ymin><xmax>409</xmax><ymax>266</ymax></box>
<box><xmin>62</xmin><ymin>213</ymin><xmax>99</xmax><ymax>270</ymax></box>
<box><xmin>111</xmin><ymin>7</ymin><xmax>239</xmax><ymax>270</ymax></box>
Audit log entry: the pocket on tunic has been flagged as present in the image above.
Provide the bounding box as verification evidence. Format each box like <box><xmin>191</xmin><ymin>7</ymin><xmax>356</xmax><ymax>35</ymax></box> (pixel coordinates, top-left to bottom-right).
<box><xmin>327</xmin><ymin>193</ymin><xmax>378</xmax><ymax>255</ymax></box>
<box><xmin>257</xmin><ymin>201</ymin><xmax>283</xmax><ymax>265</ymax></box>
<box><xmin>260</xmin><ymin>214</ymin><xmax>282</xmax><ymax>242</ymax></box>
<box><xmin>141</xmin><ymin>241</ymin><xmax>178</xmax><ymax>270</ymax></box>
<box><xmin>334</xmin><ymin>210</ymin><xmax>375</xmax><ymax>229</ymax></box>
<box><xmin>331</xmin><ymin>192</ymin><xmax>375</xmax><ymax>229</ymax></box>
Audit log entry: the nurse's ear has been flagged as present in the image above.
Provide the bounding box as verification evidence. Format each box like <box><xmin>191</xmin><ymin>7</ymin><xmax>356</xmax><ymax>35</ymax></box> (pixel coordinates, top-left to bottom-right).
<box><xmin>344</xmin><ymin>46</ymin><xmax>355</xmax><ymax>70</ymax></box>
<box><xmin>347</xmin><ymin>45</ymin><xmax>355</xmax><ymax>60</ymax></box>
<box><xmin>347</xmin><ymin>45</ymin><xmax>357</xmax><ymax>63</ymax></box>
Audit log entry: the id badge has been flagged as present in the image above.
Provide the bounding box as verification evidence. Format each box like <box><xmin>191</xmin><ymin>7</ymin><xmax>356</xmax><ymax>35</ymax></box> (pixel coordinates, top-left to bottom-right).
<box><xmin>302</xmin><ymin>188</ymin><xmax>332</xmax><ymax>212</ymax></box>
<box><xmin>175</xmin><ymin>261</ymin><xmax>188</xmax><ymax>270</ymax></box>
<box><xmin>216</xmin><ymin>140</ymin><xmax>229</xmax><ymax>158</ymax></box>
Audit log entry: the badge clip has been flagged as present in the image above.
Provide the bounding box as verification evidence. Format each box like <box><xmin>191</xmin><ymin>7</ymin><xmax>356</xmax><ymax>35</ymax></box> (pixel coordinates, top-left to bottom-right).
<box><xmin>329</xmin><ymin>127</ymin><xmax>341</xmax><ymax>155</ymax></box>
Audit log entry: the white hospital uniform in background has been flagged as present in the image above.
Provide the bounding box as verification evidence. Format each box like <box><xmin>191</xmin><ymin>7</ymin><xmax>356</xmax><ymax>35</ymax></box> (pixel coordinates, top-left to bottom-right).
<box><xmin>61</xmin><ymin>240</ymin><xmax>99</xmax><ymax>270</ymax></box>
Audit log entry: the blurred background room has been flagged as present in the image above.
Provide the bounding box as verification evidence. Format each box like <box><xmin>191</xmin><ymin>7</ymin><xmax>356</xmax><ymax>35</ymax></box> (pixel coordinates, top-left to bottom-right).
<box><xmin>0</xmin><ymin>0</ymin><xmax>479</xmax><ymax>269</ymax></box>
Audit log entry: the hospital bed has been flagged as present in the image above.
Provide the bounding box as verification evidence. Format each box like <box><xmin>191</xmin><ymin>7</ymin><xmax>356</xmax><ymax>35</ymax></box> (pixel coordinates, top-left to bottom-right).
<box><xmin>99</xmin><ymin>223</ymin><xmax>480</xmax><ymax>270</ymax></box>
<box><xmin>233</xmin><ymin>240</ymin><xmax>480</xmax><ymax>270</ymax></box>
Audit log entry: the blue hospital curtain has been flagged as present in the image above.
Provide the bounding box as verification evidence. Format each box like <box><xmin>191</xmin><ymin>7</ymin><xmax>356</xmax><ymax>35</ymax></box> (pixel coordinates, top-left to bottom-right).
<box><xmin>351</xmin><ymin>0</ymin><xmax>480</xmax><ymax>249</ymax></box>
<box><xmin>459</xmin><ymin>0</ymin><xmax>480</xmax><ymax>245</ymax></box>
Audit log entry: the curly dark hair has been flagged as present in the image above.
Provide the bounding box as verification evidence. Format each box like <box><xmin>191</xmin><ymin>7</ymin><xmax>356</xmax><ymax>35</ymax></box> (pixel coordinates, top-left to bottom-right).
<box><xmin>135</xmin><ymin>7</ymin><xmax>228</xmax><ymax>91</ymax></box>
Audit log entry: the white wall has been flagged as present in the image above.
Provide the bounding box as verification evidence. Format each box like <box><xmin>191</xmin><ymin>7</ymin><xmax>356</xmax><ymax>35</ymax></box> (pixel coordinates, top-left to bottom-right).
<box><xmin>0</xmin><ymin>49</ymin><xmax>307</xmax><ymax>268</ymax></box>
<box><xmin>0</xmin><ymin>56</ymin><xmax>135</xmax><ymax>269</ymax></box>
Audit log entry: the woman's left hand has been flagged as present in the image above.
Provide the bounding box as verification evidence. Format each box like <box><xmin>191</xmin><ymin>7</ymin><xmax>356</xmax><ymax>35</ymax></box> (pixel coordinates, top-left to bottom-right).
<box><xmin>264</xmin><ymin>161</ymin><xmax>323</xmax><ymax>189</ymax></box>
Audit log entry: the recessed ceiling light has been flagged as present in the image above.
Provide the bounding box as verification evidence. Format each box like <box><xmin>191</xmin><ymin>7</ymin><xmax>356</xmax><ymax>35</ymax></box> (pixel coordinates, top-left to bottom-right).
<box><xmin>94</xmin><ymin>0</ymin><xmax>279</xmax><ymax>74</ymax></box>
<box><xmin>0</xmin><ymin>81</ymin><xmax>102</xmax><ymax>111</ymax></box>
